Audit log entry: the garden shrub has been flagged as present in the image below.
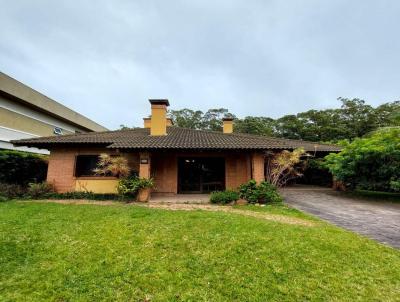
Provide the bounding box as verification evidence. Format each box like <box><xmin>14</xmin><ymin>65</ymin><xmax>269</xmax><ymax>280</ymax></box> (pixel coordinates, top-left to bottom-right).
<box><xmin>210</xmin><ymin>190</ymin><xmax>239</xmax><ymax>204</ymax></box>
<box><xmin>117</xmin><ymin>176</ymin><xmax>154</xmax><ymax>199</ymax></box>
<box><xmin>27</xmin><ymin>182</ymin><xmax>55</xmax><ymax>199</ymax></box>
<box><xmin>239</xmin><ymin>180</ymin><xmax>282</xmax><ymax>204</ymax></box>
<box><xmin>238</xmin><ymin>180</ymin><xmax>259</xmax><ymax>203</ymax></box>
<box><xmin>256</xmin><ymin>181</ymin><xmax>283</xmax><ymax>203</ymax></box>
<box><xmin>0</xmin><ymin>150</ymin><xmax>48</xmax><ymax>185</ymax></box>
<box><xmin>46</xmin><ymin>191</ymin><xmax>120</xmax><ymax>200</ymax></box>
<box><xmin>0</xmin><ymin>183</ymin><xmax>27</xmax><ymax>200</ymax></box>
<box><xmin>325</xmin><ymin>127</ymin><xmax>400</xmax><ymax>192</ymax></box>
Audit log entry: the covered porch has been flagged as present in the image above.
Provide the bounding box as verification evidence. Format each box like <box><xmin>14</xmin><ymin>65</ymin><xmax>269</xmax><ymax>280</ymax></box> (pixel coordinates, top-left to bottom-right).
<box><xmin>142</xmin><ymin>150</ymin><xmax>266</xmax><ymax>199</ymax></box>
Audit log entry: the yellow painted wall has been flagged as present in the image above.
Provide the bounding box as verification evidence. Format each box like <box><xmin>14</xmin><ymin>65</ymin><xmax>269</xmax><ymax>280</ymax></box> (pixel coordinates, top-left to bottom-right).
<box><xmin>0</xmin><ymin>72</ymin><xmax>108</xmax><ymax>132</ymax></box>
<box><xmin>0</xmin><ymin>107</ymin><xmax>74</xmax><ymax>136</ymax></box>
<box><xmin>75</xmin><ymin>179</ymin><xmax>118</xmax><ymax>193</ymax></box>
<box><xmin>150</xmin><ymin>104</ymin><xmax>167</xmax><ymax>135</ymax></box>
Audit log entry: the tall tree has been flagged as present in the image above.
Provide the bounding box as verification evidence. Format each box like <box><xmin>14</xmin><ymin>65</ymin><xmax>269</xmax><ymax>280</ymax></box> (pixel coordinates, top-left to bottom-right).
<box><xmin>202</xmin><ymin>108</ymin><xmax>234</xmax><ymax>131</ymax></box>
<box><xmin>234</xmin><ymin>116</ymin><xmax>275</xmax><ymax>136</ymax></box>
<box><xmin>338</xmin><ymin>97</ymin><xmax>376</xmax><ymax>138</ymax></box>
<box><xmin>169</xmin><ymin>109</ymin><xmax>204</xmax><ymax>129</ymax></box>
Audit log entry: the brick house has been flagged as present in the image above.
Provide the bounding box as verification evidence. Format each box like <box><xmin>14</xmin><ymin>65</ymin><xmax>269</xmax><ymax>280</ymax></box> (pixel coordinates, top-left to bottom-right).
<box><xmin>13</xmin><ymin>99</ymin><xmax>340</xmax><ymax>200</ymax></box>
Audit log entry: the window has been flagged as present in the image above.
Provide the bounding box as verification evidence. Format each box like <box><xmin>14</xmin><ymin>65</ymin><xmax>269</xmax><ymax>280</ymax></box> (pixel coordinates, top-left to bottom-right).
<box><xmin>75</xmin><ymin>155</ymin><xmax>100</xmax><ymax>177</ymax></box>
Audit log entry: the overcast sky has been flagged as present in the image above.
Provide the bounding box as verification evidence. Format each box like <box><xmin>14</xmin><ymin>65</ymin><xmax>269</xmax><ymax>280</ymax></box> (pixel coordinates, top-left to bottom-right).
<box><xmin>1</xmin><ymin>1</ymin><xmax>399</xmax><ymax>129</ymax></box>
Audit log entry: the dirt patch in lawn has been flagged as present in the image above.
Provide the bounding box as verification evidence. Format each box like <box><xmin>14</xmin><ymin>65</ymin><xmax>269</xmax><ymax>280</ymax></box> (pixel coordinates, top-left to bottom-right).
<box><xmin>146</xmin><ymin>203</ymin><xmax>316</xmax><ymax>226</ymax></box>
<box><xmin>21</xmin><ymin>200</ymin><xmax>315</xmax><ymax>227</ymax></box>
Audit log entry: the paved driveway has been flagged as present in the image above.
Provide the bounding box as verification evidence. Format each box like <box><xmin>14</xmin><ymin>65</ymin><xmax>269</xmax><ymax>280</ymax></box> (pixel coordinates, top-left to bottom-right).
<box><xmin>281</xmin><ymin>187</ymin><xmax>400</xmax><ymax>249</ymax></box>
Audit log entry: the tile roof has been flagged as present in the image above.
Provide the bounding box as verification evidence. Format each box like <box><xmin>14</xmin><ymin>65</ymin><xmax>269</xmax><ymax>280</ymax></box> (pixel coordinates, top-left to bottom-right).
<box><xmin>12</xmin><ymin>127</ymin><xmax>341</xmax><ymax>152</ymax></box>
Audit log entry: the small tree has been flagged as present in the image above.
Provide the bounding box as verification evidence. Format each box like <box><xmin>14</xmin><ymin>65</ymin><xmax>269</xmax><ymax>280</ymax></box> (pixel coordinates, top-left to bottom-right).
<box><xmin>265</xmin><ymin>148</ymin><xmax>306</xmax><ymax>187</ymax></box>
<box><xmin>93</xmin><ymin>154</ymin><xmax>130</xmax><ymax>178</ymax></box>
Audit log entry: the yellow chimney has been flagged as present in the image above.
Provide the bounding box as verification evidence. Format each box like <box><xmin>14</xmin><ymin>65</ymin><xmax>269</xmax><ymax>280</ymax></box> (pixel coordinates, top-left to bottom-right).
<box><xmin>222</xmin><ymin>117</ymin><xmax>234</xmax><ymax>134</ymax></box>
<box><xmin>149</xmin><ymin>99</ymin><xmax>170</xmax><ymax>135</ymax></box>
<box><xmin>143</xmin><ymin>117</ymin><xmax>151</xmax><ymax>128</ymax></box>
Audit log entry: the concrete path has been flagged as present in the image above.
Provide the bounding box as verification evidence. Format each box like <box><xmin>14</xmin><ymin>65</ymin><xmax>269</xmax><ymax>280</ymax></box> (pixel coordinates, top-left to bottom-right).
<box><xmin>281</xmin><ymin>186</ymin><xmax>400</xmax><ymax>249</ymax></box>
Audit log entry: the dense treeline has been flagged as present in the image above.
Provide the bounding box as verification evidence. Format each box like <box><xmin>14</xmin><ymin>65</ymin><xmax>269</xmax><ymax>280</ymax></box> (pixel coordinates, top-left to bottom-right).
<box><xmin>169</xmin><ymin>98</ymin><xmax>400</xmax><ymax>142</ymax></box>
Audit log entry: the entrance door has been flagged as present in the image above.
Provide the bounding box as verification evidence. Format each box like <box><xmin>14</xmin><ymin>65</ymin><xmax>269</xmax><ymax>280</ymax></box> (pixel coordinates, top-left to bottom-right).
<box><xmin>178</xmin><ymin>157</ymin><xmax>225</xmax><ymax>193</ymax></box>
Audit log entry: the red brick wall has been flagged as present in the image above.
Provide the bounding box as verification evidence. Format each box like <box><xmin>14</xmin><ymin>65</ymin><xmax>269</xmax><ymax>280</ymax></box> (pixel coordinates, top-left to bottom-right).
<box><xmin>251</xmin><ymin>152</ymin><xmax>265</xmax><ymax>183</ymax></box>
<box><xmin>225</xmin><ymin>153</ymin><xmax>251</xmax><ymax>189</ymax></box>
<box><xmin>47</xmin><ymin>148</ymin><xmax>258</xmax><ymax>194</ymax></box>
<box><xmin>47</xmin><ymin>147</ymin><xmax>139</xmax><ymax>193</ymax></box>
<box><xmin>47</xmin><ymin>148</ymin><xmax>76</xmax><ymax>192</ymax></box>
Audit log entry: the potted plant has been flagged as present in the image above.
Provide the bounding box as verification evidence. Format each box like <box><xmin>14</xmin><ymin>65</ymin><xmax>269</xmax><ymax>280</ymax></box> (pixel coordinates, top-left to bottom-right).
<box><xmin>117</xmin><ymin>176</ymin><xmax>154</xmax><ymax>202</ymax></box>
<box><xmin>135</xmin><ymin>177</ymin><xmax>154</xmax><ymax>202</ymax></box>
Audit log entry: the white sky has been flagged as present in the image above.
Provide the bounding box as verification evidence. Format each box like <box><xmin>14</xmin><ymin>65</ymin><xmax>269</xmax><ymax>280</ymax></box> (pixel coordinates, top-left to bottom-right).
<box><xmin>1</xmin><ymin>0</ymin><xmax>399</xmax><ymax>129</ymax></box>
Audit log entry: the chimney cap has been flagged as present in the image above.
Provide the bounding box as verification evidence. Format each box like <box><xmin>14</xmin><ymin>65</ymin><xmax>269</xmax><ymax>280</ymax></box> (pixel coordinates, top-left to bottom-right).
<box><xmin>222</xmin><ymin>116</ymin><xmax>234</xmax><ymax>121</ymax></box>
<box><xmin>149</xmin><ymin>99</ymin><xmax>170</xmax><ymax>106</ymax></box>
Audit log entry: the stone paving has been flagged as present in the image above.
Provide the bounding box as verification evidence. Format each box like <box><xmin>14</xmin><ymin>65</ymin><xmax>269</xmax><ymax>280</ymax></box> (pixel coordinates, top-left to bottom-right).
<box><xmin>281</xmin><ymin>186</ymin><xmax>400</xmax><ymax>249</ymax></box>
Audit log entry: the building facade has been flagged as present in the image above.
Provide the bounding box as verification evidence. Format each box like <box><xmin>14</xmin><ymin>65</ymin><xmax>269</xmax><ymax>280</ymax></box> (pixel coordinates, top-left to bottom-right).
<box><xmin>0</xmin><ymin>72</ymin><xmax>107</xmax><ymax>153</ymax></box>
<box><xmin>13</xmin><ymin>99</ymin><xmax>340</xmax><ymax>200</ymax></box>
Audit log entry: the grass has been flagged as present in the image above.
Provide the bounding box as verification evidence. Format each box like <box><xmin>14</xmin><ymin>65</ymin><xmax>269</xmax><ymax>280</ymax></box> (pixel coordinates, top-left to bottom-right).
<box><xmin>1</xmin><ymin>201</ymin><xmax>399</xmax><ymax>301</ymax></box>
<box><xmin>335</xmin><ymin>190</ymin><xmax>400</xmax><ymax>203</ymax></box>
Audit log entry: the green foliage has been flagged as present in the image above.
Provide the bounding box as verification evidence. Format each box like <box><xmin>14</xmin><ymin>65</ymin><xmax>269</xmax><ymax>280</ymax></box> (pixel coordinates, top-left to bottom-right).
<box><xmin>325</xmin><ymin>128</ymin><xmax>400</xmax><ymax>192</ymax></box>
<box><xmin>0</xmin><ymin>182</ymin><xmax>118</xmax><ymax>201</ymax></box>
<box><xmin>341</xmin><ymin>190</ymin><xmax>400</xmax><ymax>203</ymax></box>
<box><xmin>0</xmin><ymin>150</ymin><xmax>48</xmax><ymax>185</ymax></box>
<box><xmin>169</xmin><ymin>99</ymin><xmax>400</xmax><ymax>142</ymax></box>
<box><xmin>239</xmin><ymin>180</ymin><xmax>282</xmax><ymax>204</ymax></box>
<box><xmin>27</xmin><ymin>182</ymin><xmax>55</xmax><ymax>199</ymax></box>
<box><xmin>45</xmin><ymin>191</ymin><xmax>120</xmax><ymax>200</ymax></box>
<box><xmin>169</xmin><ymin>109</ymin><xmax>204</xmax><ymax>129</ymax></box>
<box><xmin>239</xmin><ymin>180</ymin><xmax>260</xmax><ymax>203</ymax></box>
<box><xmin>234</xmin><ymin>116</ymin><xmax>275</xmax><ymax>136</ymax></box>
<box><xmin>0</xmin><ymin>183</ymin><xmax>27</xmax><ymax>200</ymax></box>
<box><xmin>390</xmin><ymin>180</ymin><xmax>400</xmax><ymax>192</ymax></box>
<box><xmin>117</xmin><ymin>176</ymin><xmax>154</xmax><ymax>198</ymax></box>
<box><xmin>209</xmin><ymin>190</ymin><xmax>239</xmax><ymax>204</ymax></box>
<box><xmin>169</xmin><ymin>108</ymin><xmax>235</xmax><ymax>131</ymax></box>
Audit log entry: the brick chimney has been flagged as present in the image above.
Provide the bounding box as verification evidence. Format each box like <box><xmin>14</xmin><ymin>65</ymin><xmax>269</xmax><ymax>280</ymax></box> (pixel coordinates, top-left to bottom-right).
<box><xmin>149</xmin><ymin>99</ymin><xmax>169</xmax><ymax>135</ymax></box>
<box><xmin>222</xmin><ymin>117</ymin><xmax>234</xmax><ymax>134</ymax></box>
<box><xmin>143</xmin><ymin>117</ymin><xmax>151</xmax><ymax>128</ymax></box>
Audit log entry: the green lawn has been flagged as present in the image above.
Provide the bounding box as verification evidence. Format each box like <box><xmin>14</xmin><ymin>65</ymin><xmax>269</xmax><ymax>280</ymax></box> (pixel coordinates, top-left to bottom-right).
<box><xmin>1</xmin><ymin>201</ymin><xmax>399</xmax><ymax>301</ymax></box>
<box><xmin>339</xmin><ymin>190</ymin><xmax>400</xmax><ymax>203</ymax></box>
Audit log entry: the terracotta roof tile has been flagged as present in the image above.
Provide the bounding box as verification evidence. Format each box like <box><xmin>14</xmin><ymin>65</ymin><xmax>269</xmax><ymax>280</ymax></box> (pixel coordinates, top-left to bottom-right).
<box><xmin>12</xmin><ymin>127</ymin><xmax>341</xmax><ymax>152</ymax></box>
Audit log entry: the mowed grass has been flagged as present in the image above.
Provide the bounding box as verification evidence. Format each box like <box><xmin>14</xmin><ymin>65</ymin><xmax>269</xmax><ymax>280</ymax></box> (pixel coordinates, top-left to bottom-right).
<box><xmin>0</xmin><ymin>202</ymin><xmax>399</xmax><ymax>301</ymax></box>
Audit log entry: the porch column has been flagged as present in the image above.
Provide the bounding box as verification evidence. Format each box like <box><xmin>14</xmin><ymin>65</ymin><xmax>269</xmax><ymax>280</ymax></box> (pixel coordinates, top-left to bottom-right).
<box><xmin>139</xmin><ymin>152</ymin><xmax>151</xmax><ymax>178</ymax></box>
<box><xmin>138</xmin><ymin>152</ymin><xmax>151</xmax><ymax>202</ymax></box>
<box><xmin>251</xmin><ymin>152</ymin><xmax>265</xmax><ymax>183</ymax></box>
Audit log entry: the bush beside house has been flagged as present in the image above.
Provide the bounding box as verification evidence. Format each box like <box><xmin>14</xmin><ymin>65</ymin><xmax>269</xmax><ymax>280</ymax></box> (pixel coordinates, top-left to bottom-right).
<box><xmin>210</xmin><ymin>190</ymin><xmax>239</xmax><ymax>204</ymax></box>
<box><xmin>210</xmin><ymin>180</ymin><xmax>283</xmax><ymax>205</ymax></box>
<box><xmin>325</xmin><ymin>128</ymin><xmax>400</xmax><ymax>192</ymax></box>
<box><xmin>0</xmin><ymin>150</ymin><xmax>48</xmax><ymax>185</ymax></box>
<box><xmin>239</xmin><ymin>180</ymin><xmax>283</xmax><ymax>204</ymax></box>
<box><xmin>0</xmin><ymin>150</ymin><xmax>49</xmax><ymax>200</ymax></box>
